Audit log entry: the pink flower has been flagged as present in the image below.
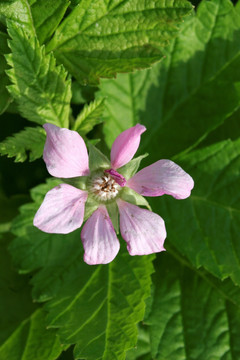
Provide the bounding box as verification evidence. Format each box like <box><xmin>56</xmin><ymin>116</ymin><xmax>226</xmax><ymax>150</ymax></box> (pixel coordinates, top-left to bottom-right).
<box><xmin>34</xmin><ymin>124</ymin><xmax>194</xmax><ymax>265</ymax></box>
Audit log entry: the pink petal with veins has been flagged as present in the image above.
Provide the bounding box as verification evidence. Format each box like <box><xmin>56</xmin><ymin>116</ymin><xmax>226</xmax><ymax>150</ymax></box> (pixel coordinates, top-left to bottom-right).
<box><xmin>81</xmin><ymin>206</ymin><xmax>120</xmax><ymax>265</ymax></box>
<box><xmin>33</xmin><ymin>184</ymin><xmax>88</xmax><ymax>234</ymax></box>
<box><xmin>117</xmin><ymin>199</ymin><xmax>166</xmax><ymax>256</ymax></box>
<box><xmin>127</xmin><ymin>160</ymin><xmax>194</xmax><ymax>199</ymax></box>
<box><xmin>110</xmin><ymin>124</ymin><xmax>146</xmax><ymax>169</ymax></box>
<box><xmin>43</xmin><ymin>124</ymin><xmax>89</xmax><ymax>178</ymax></box>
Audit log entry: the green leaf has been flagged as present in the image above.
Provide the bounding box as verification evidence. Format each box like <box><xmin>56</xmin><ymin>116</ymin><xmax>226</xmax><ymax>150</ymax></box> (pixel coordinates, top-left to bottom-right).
<box><xmin>0</xmin><ymin>193</ymin><xmax>28</xmax><ymax>233</ymax></box>
<box><xmin>88</xmin><ymin>142</ymin><xmax>111</xmax><ymax>172</ymax></box>
<box><xmin>106</xmin><ymin>201</ymin><xmax>119</xmax><ymax>233</ymax></box>
<box><xmin>0</xmin><ymin>234</ymin><xmax>36</xmax><ymax>346</ymax></box>
<box><xmin>121</xmin><ymin>187</ymin><xmax>151</xmax><ymax>211</ymax></box>
<box><xmin>126</xmin><ymin>325</ymin><xmax>151</xmax><ymax>360</ymax></box>
<box><xmin>153</xmin><ymin>138</ymin><xmax>240</xmax><ymax>286</ymax></box>
<box><xmin>118</xmin><ymin>154</ymin><xmax>149</xmax><ymax>180</ymax></box>
<box><xmin>0</xmin><ymin>234</ymin><xmax>65</xmax><ymax>360</ymax></box>
<box><xmin>46</xmin><ymin>0</ymin><xmax>193</xmax><ymax>85</ymax></box>
<box><xmin>100</xmin><ymin>0</ymin><xmax>240</xmax><ymax>158</ymax></box>
<box><xmin>10</xmin><ymin>179</ymin><xmax>155</xmax><ymax>359</ymax></box>
<box><xmin>6</xmin><ymin>22</ymin><xmax>71</xmax><ymax>127</ymax></box>
<box><xmin>0</xmin><ymin>309</ymin><xmax>65</xmax><ymax>360</ymax></box>
<box><xmin>0</xmin><ymin>0</ymin><xmax>36</xmax><ymax>34</ymax></box>
<box><xmin>0</xmin><ymin>0</ymin><xmax>69</xmax><ymax>44</ymax></box>
<box><xmin>73</xmin><ymin>98</ymin><xmax>105</xmax><ymax>134</ymax></box>
<box><xmin>28</xmin><ymin>0</ymin><xmax>70</xmax><ymax>44</ymax></box>
<box><xmin>0</xmin><ymin>31</ymin><xmax>11</xmax><ymax>114</ymax></box>
<box><xmin>0</xmin><ymin>126</ymin><xmax>46</xmax><ymax>162</ymax></box>
<box><xmin>143</xmin><ymin>252</ymin><xmax>240</xmax><ymax>360</ymax></box>
<box><xmin>98</xmin><ymin>67</ymin><xmax>160</xmax><ymax>148</ymax></box>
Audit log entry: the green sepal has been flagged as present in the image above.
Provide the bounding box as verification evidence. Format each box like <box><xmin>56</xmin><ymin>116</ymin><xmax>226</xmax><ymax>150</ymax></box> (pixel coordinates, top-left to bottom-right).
<box><xmin>60</xmin><ymin>176</ymin><xmax>89</xmax><ymax>190</ymax></box>
<box><xmin>121</xmin><ymin>187</ymin><xmax>151</xmax><ymax>211</ymax></box>
<box><xmin>88</xmin><ymin>142</ymin><xmax>110</xmax><ymax>172</ymax></box>
<box><xmin>83</xmin><ymin>195</ymin><xmax>99</xmax><ymax>221</ymax></box>
<box><xmin>118</xmin><ymin>153</ymin><xmax>148</xmax><ymax>180</ymax></box>
<box><xmin>106</xmin><ymin>202</ymin><xmax>119</xmax><ymax>234</ymax></box>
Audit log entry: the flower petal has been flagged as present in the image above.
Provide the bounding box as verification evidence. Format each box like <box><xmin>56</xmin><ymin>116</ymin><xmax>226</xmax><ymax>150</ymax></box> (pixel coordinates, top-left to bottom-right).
<box><xmin>127</xmin><ymin>160</ymin><xmax>194</xmax><ymax>199</ymax></box>
<box><xmin>105</xmin><ymin>169</ymin><xmax>126</xmax><ymax>187</ymax></box>
<box><xmin>117</xmin><ymin>199</ymin><xmax>166</xmax><ymax>255</ymax></box>
<box><xmin>81</xmin><ymin>206</ymin><xmax>120</xmax><ymax>265</ymax></box>
<box><xmin>43</xmin><ymin>123</ymin><xmax>89</xmax><ymax>178</ymax></box>
<box><xmin>33</xmin><ymin>184</ymin><xmax>88</xmax><ymax>234</ymax></box>
<box><xmin>111</xmin><ymin>124</ymin><xmax>146</xmax><ymax>169</ymax></box>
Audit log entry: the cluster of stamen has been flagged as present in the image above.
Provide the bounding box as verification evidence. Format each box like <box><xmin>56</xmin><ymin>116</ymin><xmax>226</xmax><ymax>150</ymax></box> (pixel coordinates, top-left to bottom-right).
<box><xmin>91</xmin><ymin>172</ymin><xmax>121</xmax><ymax>201</ymax></box>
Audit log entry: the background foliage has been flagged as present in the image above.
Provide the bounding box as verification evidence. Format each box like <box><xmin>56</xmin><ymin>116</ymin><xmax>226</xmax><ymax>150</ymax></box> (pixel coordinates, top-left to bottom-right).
<box><xmin>1</xmin><ymin>0</ymin><xmax>240</xmax><ymax>359</ymax></box>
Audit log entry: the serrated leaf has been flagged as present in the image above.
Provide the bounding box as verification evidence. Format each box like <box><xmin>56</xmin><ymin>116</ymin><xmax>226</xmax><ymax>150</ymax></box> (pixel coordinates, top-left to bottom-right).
<box><xmin>73</xmin><ymin>98</ymin><xmax>105</xmax><ymax>134</ymax></box>
<box><xmin>0</xmin><ymin>126</ymin><xmax>46</xmax><ymax>162</ymax></box>
<box><xmin>0</xmin><ymin>0</ymin><xmax>69</xmax><ymax>43</ymax></box>
<box><xmin>0</xmin><ymin>31</ymin><xmax>11</xmax><ymax>114</ymax></box>
<box><xmin>6</xmin><ymin>22</ymin><xmax>71</xmax><ymax>127</ymax></box>
<box><xmin>10</xmin><ymin>179</ymin><xmax>155</xmax><ymax>359</ymax></box>
<box><xmin>151</xmin><ymin>138</ymin><xmax>240</xmax><ymax>286</ymax></box>
<box><xmin>0</xmin><ymin>235</ymin><xmax>65</xmax><ymax>360</ymax></box>
<box><xmin>143</xmin><ymin>252</ymin><xmax>240</xmax><ymax>360</ymax></box>
<box><xmin>0</xmin><ymin>0</ymin><xmax>36</xmax><ymax>34</ymax></box>
<box><xmin>28</xmin><ymin>0</ymin><xmax>70</xmax><ymax>44</ymax></box>
<box><xmin>100</xmin><ymin>0</ymin><xmax>240</xmax><ymax>158</ymax></box>
<box><xmin>0</xmin><ymin>309</ymin><xmax>65</xmax><ymax>360</ymax></box>
<box><xmin>46</xmin><ymin>0</ymin><xmax>193</xmax><ymax>85</ymax></box>
<box><xmin>0</xmin><ymin>233</ymin><xmax>36</xmax><ymax>346</ymax></box>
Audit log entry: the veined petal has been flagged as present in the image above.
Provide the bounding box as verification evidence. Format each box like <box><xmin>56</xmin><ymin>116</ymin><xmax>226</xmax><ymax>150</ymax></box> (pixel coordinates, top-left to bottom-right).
<box><xmin>127</xmin><ymin>159</ymin><xmax>194</xmax><ymax>199</ymax></box>
<box><xmin>117</xmin><ymin>199</ymin><xmax>166</xmax><ymax>256</ymax></box>
<box><xmin>81</xmin><ymin>206</ymin><xmax>120</xmax><ymax>265</ymax></box>
<box><xmin>33</xmin><ymin>184</ymin><xmax>88</xmax><ymax>234</ymax></box>
<box><xmin>43</xmin><ymin>123</ymin><xmax>89</xmax><ymax>178</ymax></box>
<box><xmin>111</xmin><ymin>124</ymin><xmax>146</xmax><ymax>169</ymax></box>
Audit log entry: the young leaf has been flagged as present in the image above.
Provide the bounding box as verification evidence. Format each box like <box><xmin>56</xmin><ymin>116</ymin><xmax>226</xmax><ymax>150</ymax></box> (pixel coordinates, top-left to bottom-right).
<box><xmin>9</xmin><ymin>179</ymin><xmax>155</xmax><ymax>359</ymax></box>
<box><xmin>0</xmin><ymin>126</ymin><xmax>46</xmax><ymax>162</ymax></box>
<box><xmin>6</xmin><ymin>22</ymin><xmax>71</xmax><ymax>128</ymax></box>
<box><xmin>73</xmin><ymin>98</ymin><xmax>105</xmax><ymax>134</ymax></box>
<box><xmin>100</xmin><ymin>0</ymin><xmax>240</xmax><ymax>158</ymax></box>
<box><xmin>46</xmin><ymin>0</ymin><xmax>193</xmax><ymax>85</ymax></box>
<box><xmin>154</xmin><ymin>138</ymin><xmax>240</xmax><ymax>285</ymax></box>
<box><xmin>144</xmin><ymin>252</ymin><xmax>240</xmax><ymax>360</ymax></box>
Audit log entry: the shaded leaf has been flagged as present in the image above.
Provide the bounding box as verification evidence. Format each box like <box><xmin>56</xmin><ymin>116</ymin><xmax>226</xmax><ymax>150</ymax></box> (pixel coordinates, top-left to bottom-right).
<box><xmin>0</xmin><ymin>126</ymin><xmax>46</xmax><ymax>162</ymax></box>
<box><xmin>0</xmin><ymin>234</ymin><xmax>65</xmax><ymax>360</ymax></box>
<box><xmin>0</xmin><ymin>309</ymin><xmax>65</xmax><ymax>360</ymax></box>
<box><xmin>0</xmin><ymin>31</ymin><xmax>11</xmax><ymax>114</ymax></box>
<box><xmin>144</xmin><ymin>252</ymin><xmax>240</xmax><ymax>360</ymax></box>
<box><xmin>100</xmin><ymin>0</ymin><xmax>240</xmax><ymax>159</ymax></box>
<box><xmin>153</xmin><ymin>138</ymin><xmax>240</xmax><ymax>285</ymax></box>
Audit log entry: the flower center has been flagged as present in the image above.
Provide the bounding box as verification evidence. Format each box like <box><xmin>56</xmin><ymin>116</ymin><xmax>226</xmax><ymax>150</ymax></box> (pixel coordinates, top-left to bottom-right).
<box><xmin>90</xmin><ymin>172</ymin><xmax>121</xmax><ymax>201</ymax></box>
